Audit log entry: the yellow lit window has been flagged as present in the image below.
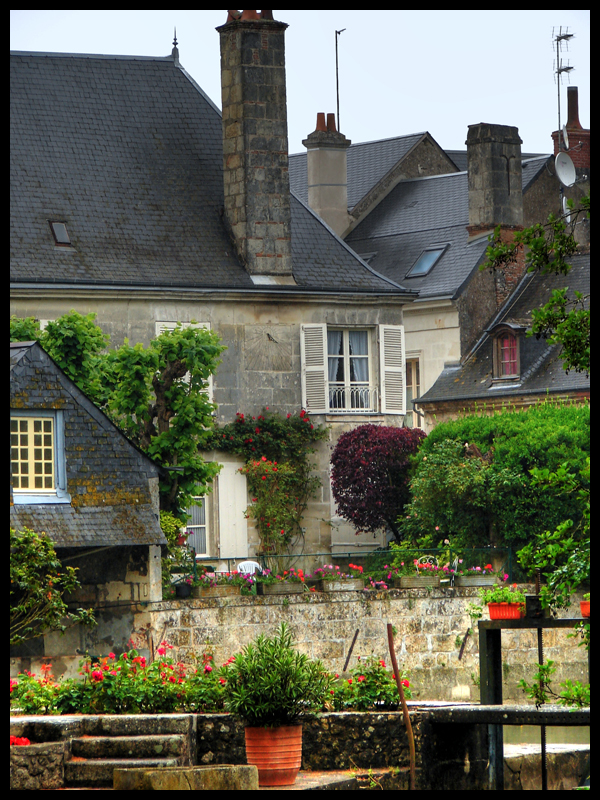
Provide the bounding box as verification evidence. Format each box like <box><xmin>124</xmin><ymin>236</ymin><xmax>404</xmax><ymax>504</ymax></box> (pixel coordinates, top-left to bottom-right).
<box><xmin>11</xmin><ymin>416</ymin><xmax>55</xmax><ymax>491</ymax></box>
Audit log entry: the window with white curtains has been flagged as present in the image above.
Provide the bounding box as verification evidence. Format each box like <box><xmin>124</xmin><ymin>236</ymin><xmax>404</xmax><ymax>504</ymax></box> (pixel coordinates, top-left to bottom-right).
<box><xmin>301</xmin><ymin>324</ymin><xmax>405</xmax><ymax>416</ymax></box>
<box><xmin>327</xmin><ymin>329</ymin><xmax>371</xmax><ymax>411</ymax></box>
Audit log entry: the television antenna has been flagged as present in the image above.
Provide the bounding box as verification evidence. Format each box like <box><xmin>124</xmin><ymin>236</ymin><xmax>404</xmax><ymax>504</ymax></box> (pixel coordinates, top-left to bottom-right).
<box><xmin>552</xmin><ymin>26</ymin><xmax>575</xmax><ymax>151</ymax></box>
<box><xmin>335</xmin><ymin>28</ymin><xmax>346</xmax><ymax>132</ymax></box>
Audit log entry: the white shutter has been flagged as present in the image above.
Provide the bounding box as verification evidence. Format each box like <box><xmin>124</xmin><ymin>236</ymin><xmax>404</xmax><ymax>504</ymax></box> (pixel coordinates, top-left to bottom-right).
<box><xmin>300</xmin><ymin>324</ymin><xmax>328</xmax><ymax>413</ymax></box>
<box><xmin>379</xmin><ymin>324</ymin><xmax>406</xmax><ymax>415</ymax></box>
<box><xmin>217</xmin><ymin>462</ymin><xmax>248</xmax><ymax>559</ymax></box>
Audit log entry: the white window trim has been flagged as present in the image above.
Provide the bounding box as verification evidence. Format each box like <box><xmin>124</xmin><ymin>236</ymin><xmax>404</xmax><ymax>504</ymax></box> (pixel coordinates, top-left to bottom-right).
<box><xmin>11</xmin><ymin>409</ymin><xmax>71</xmax><ymax>504</ymax></box>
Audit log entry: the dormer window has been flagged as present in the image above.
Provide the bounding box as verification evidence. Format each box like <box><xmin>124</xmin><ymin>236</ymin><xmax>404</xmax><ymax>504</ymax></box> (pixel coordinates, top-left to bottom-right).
<box><xmin>492</xmin><ymin>327</ymin><xmax>521</xmax><ymax>380</ymax></box>
<box><xmin>48</xmin><ymin>221</ymin><xmax>71</xmax><ymax>247</ymax></box>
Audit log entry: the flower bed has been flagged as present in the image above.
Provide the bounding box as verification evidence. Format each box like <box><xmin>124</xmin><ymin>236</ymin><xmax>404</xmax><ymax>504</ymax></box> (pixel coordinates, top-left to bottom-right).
<box><xmin>10</xmin><ymin>642</ymin><xmax>409</xmax><ymax>718</ymax></box>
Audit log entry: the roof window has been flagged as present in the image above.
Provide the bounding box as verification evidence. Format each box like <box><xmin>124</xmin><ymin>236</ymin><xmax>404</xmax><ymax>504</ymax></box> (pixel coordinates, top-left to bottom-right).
<box><xmin>48</xmin><ymin>221</ymin><xmax>71</xmax><ymax>247</ymax></box>
<box><xmin>406</xmin><ymin>246</ymin><xmax>447</xmax><ymax>277</ymax></box>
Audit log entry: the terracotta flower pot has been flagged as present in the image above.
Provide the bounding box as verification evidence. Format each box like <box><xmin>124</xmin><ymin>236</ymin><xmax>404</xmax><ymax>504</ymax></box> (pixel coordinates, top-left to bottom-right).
<box><xmin>244</xmin><ymin>724</ymin><xmax>302</xmax><ymax>786</ymax></box>
<box><xmin>580</xmin><ymin>600</ymin><xmax>590</xmax><ymax>618</ymax></box>
<box><xmin>488</xmin><ymin>602</ymin><xmax>523</xmax><ymax>619</ymax></box>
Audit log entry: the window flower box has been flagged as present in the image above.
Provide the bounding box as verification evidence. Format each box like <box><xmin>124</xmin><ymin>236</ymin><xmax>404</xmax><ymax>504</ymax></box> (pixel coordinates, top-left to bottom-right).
<box><xmin>487</xmin><ymin>602</ymin><xmax>524</xmax><ymax>620</ymax></box>
<box><xmin>256</xmin><ymin>582</ymin><xmax>305</xmax><ymax>596</ymax></box>
<box><xmin>399</xmin><ymin>575</ymin><xmax>441</xmax><ymax>589</ymax></box>
<box><xmin>192</xmin><ymin>584</ymin><xmax>241</xmax><ymax>599</ymax></box>
<box><xmin>315</xmin><ymin>578</ymin><xmax>365</xmax><ymax>593</ymax></box>
<box><xmin>454</xmin><ymin>574</ymin><xmax>498</xmax><ymax>587</ymax></box>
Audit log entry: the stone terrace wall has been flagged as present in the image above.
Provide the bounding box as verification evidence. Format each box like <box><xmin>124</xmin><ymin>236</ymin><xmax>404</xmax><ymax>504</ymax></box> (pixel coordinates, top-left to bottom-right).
<box><xmin>131</xmin><ymin>586</ymin><xmax>588</xmax><ymax>703</ymax></box>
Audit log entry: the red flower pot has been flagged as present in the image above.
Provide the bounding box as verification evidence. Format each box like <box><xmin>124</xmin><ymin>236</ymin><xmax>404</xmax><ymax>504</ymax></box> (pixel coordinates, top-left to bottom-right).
<box><xmin>580</xmin><ymin>600</ymin><xmax>590</xmax><ymax>618</ymax></box>
<box><xmin>488</xmin><ymin>602</ymin><xmax>523</xmax><ymax>620</ymax></box>
<box><xmin>244</xmin><ymin>724</ymin><xmax>302</xmax><ymax>786</ymax></box>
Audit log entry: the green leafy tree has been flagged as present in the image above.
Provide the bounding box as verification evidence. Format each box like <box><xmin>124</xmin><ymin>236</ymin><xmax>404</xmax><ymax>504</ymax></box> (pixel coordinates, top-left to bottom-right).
<box><xmin>10</xmin><ymin>526</ymin><xmax>96</xmax><ymax>646</ymax></box>
<box><xmin>481</xmin><ymin>194</ymin><xmax>590</xmax><ymax>375</ymax></box>
<box><xmin>517</xmin><ymin>458</ymin><xmax>590</xmax><ymax>611</ymax></box>
<box><xmin>10</xmin><ymin>311</ymin><xmax>225</xmax><ymax>517</ymax></box>
<box><xmin>401</xmin><ymin>403</ymin><xmax>589</xmax><ymax>552</ymax></box>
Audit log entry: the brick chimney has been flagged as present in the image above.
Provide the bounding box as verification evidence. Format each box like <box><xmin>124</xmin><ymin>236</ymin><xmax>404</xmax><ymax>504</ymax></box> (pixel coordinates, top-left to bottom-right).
<box><xmin>551</xmin><ymin>86</ymin><xmax>590</xmax><ymax>170</ymax></box>
<box><xmin>466</xmin><ymin>123</ymin><xmax>526</xmax><ymax>311</ymax></box>
<box><xmin>302</xmin><ymin>112</ymin><xmax>352</xmax><ymax>237</ymax></box>
<box><xmin>217</xmin><ymin>10</ymin><xmax>295</xmax><ymax>283</ymax></box>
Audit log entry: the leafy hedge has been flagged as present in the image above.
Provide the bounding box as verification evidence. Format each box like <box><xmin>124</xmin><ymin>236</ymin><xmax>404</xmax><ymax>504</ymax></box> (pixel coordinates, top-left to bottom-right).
<box><xmin>402</xmin><ymin>401</ymin><xmax>589</xmax><ymax>551</ymax></box>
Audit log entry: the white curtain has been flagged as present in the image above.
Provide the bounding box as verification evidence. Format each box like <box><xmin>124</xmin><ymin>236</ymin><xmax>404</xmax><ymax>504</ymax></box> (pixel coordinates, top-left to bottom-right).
<box><xmin>349</xmin><ymin>330</ymin><xmax>368</xmax><ymax>382</ymax></box>
<box><xmin>327</xmin><ymin>330</ymin><xmax>343</xmax><ymax>382</ymax></box>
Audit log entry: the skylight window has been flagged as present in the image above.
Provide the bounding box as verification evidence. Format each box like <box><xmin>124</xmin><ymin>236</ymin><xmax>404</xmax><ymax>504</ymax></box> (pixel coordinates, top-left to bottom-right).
<box><xmin>406</xmin><ymin>246</ymin><xmax>447</xmax><ymax>277</ymax></box>
<box><xmin>48</xmin><ymin>221</ymin><xmax>71</xmax><ymax>246</ymax></box>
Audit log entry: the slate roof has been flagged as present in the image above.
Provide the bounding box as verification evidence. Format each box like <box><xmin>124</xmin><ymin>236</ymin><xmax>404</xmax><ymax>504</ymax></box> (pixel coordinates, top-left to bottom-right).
<box><xmin>10</xmin><ymin>51</ymin><xmax>406</xmax><ymax>296</ymax></box>
<box><xmin>290</xmin><ymin>132</ymin><xmax>432</xmax><ymax>209</ymax></box>
<box><xmin>345</xmin><ymin>157</ymin><xmax>553</xmax><ymax>300</ymax></box>
<box><xmin>416</xmin><ymin>253</ymin><xmax>590</xmax><ymax>405</ymax></box>
<box><xmin>10</xmin><ymin>341</ymin><xmax>166</xmax><ymax>548</ymax></box>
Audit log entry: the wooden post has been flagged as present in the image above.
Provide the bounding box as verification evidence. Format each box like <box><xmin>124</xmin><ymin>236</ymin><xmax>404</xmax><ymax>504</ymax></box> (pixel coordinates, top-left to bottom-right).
<box><xmin>387</xmin><ymin>623</ymin><xmax>416</xmax><ymax>790</ymax></box>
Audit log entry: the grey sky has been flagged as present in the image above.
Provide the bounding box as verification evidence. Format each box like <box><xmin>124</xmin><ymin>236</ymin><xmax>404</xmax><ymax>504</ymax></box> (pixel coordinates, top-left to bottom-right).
<box><xmin>10</xmin><ymin>9</ymin><xmax>590</xmax><ymax>156</ymax></box>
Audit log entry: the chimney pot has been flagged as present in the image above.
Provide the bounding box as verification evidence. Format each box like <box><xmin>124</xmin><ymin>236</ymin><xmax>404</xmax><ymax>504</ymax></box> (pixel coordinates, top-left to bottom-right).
<box><xmin>326</xmin><ymin>113</ymin><xmax>337</xmax><ymax>133</ymax></box>
<box><xmin>566</xmin><ymin>86</ymin><xmax>583</xmax><ymax>131</ymax></box>
<box><xmin>240</xmin><ymin>9</ymin><xmax>260</xmax><ymax>21</ymax></box>
<box><xmin>315</xmin><ymin>113</ymin><xmax>327</xmax><ymax>132</ymax></box>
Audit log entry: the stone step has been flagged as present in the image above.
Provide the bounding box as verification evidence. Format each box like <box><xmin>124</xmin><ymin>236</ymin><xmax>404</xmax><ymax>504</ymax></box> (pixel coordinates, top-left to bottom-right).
<box><xmin>72</xmin><ymin>734</ymin><xmax>186</xmax><ymax>761</ymax></box>
<box><xmin>65</xmin><ymin>757</ymin><xmax>179</xmax><ymax>788</ymax></box>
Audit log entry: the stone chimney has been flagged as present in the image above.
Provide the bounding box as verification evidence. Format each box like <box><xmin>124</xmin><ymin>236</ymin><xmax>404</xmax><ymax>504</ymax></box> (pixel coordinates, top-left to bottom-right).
<box><xmin>466</xmin><ymin>123</ymin><xmax>523</xmax><ymax>234</ymax></box>
<box><xmin>465</xmin><ymin>123</ymin><xmax>526</xmax><ymax>311</ymax></box>
<box><xmin>217</xmin><ymin>10</ymin><xmax>295</xmax><ymax>283</ymax></box>
<box><xmin>551</xmin><ymin>86</ymin><xmax>590</xmax><ymax>170</ymax></box>
<box><xmin>302</xmin><ymin>112</ymin><xmax>352</xmax><ymax>237</ymax></box>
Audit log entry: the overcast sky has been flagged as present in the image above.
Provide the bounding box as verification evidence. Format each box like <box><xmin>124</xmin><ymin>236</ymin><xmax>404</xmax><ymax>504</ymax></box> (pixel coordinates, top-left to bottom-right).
<box><xmin>10</xmin><ymin>9</ymin><xmax>590</xmax><ymax>157</ymax></box>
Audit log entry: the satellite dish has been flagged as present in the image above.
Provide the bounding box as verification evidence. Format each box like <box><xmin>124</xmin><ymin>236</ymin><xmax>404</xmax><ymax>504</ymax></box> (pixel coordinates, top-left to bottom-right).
<box><xmin>555</xmin><ymin>152</ymin><xmax>576</xmax><ymax>187</ymax></box>
<box><xmin>562</xmin><ymin>125</ymin><xmax>569</xmax><ymax>151</ymax></box>
<box><xmin>562</xmin><ymin>196</ymin><xmax>571</xmax><ymax>223</ymax></box>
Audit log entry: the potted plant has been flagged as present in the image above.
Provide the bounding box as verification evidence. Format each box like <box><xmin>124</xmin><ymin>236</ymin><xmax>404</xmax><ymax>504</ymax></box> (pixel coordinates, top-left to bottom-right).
<box><xmin>255</xmin><ymin>567</ymin><xmax>306</xmax><ymax>596</ymax></box>
<box><xmin>175</xmin><ymin>577</ymin><xmax>193</xmax><ymax>598</ymax></box>
<box><xmin>311</xmin><ymin>563</ymin><xmax>365</xmax><ymax>592</ymax></box>
<box><xmin>580</xmin><ymin>592</ymin><xmax>590</xmax><ymax>618</ymax></box>
<box><xmin>398</xmin><ymin>558</ymin><xmax>443</xmax><ymax>588</ymax></box>
<box><xmin>219</xmin><ymin>622</ymin><xmax>331</xmax><ymax>786</ymax></box>
<box><xmin>479</xmin><ymin>583</ymin><xmax>526</xmax><ymax>619</ymax></box>
<box><xmin>454</xmin><ymin>564</ymin><xmax>505</xmax><ymax>587</ymax></box>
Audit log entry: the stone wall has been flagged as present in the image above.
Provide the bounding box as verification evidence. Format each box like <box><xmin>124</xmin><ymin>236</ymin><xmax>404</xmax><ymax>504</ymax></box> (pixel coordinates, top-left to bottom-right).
<box><xmin>133</xmin><ymin>585</ymin><xmax>588</xmax><ymax>704</ymax></box>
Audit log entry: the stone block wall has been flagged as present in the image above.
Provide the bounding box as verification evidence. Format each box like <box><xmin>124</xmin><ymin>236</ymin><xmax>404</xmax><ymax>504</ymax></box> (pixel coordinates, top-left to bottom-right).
<box><xmin>134</xmin><ymin>585</ymin><xmax>588</xmax><ymax>703</ymax></box>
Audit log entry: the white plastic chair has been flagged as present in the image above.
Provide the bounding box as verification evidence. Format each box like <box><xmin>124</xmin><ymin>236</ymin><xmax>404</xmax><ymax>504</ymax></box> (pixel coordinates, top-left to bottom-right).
<box><xmin>235</xmin><ymin>560</ymin><xmax>263</xmax><ymax>576</ymax></box>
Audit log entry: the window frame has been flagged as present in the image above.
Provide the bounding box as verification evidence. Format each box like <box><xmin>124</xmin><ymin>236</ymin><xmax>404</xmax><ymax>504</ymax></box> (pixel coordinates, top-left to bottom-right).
<box><xmin>404</xmin><ymin>356</ymin><xmax>424</xmax><ymax>429</ymax></box>
<box><xmin>10</xmin><ymin>409</ymin><xmax>71</xmax><ymax>504</ymax></box>
<box><xmin>492</xmin><ymin>328</ymin><xmax>521</xmax><ymax>381</ymax></box>
<box><xmin>327</xmin><ymin>328</ymin><xmax>374</xmax><ymax>413</ymax></box>
<box><xmin>184</xmin><ymin>496</ymin><xmax>209</xmax><ymax>558</ymax></box>
<box><xmin>300</xmin><ymin>323</ymin><xmax>405</xmax><ymax>416</ymax></box>
<box><xmin>405</xmin><ymin>245</ymin><xmax>448</xmax><ymax>278</ymax></box>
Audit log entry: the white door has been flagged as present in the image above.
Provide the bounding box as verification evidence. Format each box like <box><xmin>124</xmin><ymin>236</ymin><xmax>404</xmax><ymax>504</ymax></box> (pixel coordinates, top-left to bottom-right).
<box><xmin>218</xmin><ymin>461</ymin><xmax>248</xmax><ymax>559</ymax></box>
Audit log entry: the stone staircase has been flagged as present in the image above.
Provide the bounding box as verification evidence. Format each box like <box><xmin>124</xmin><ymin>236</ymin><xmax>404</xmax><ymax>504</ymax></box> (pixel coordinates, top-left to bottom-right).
<box><xmin>62</xmin><ymin>715</ymin><xmax>193</xmax><ymax>789</ymax></box>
